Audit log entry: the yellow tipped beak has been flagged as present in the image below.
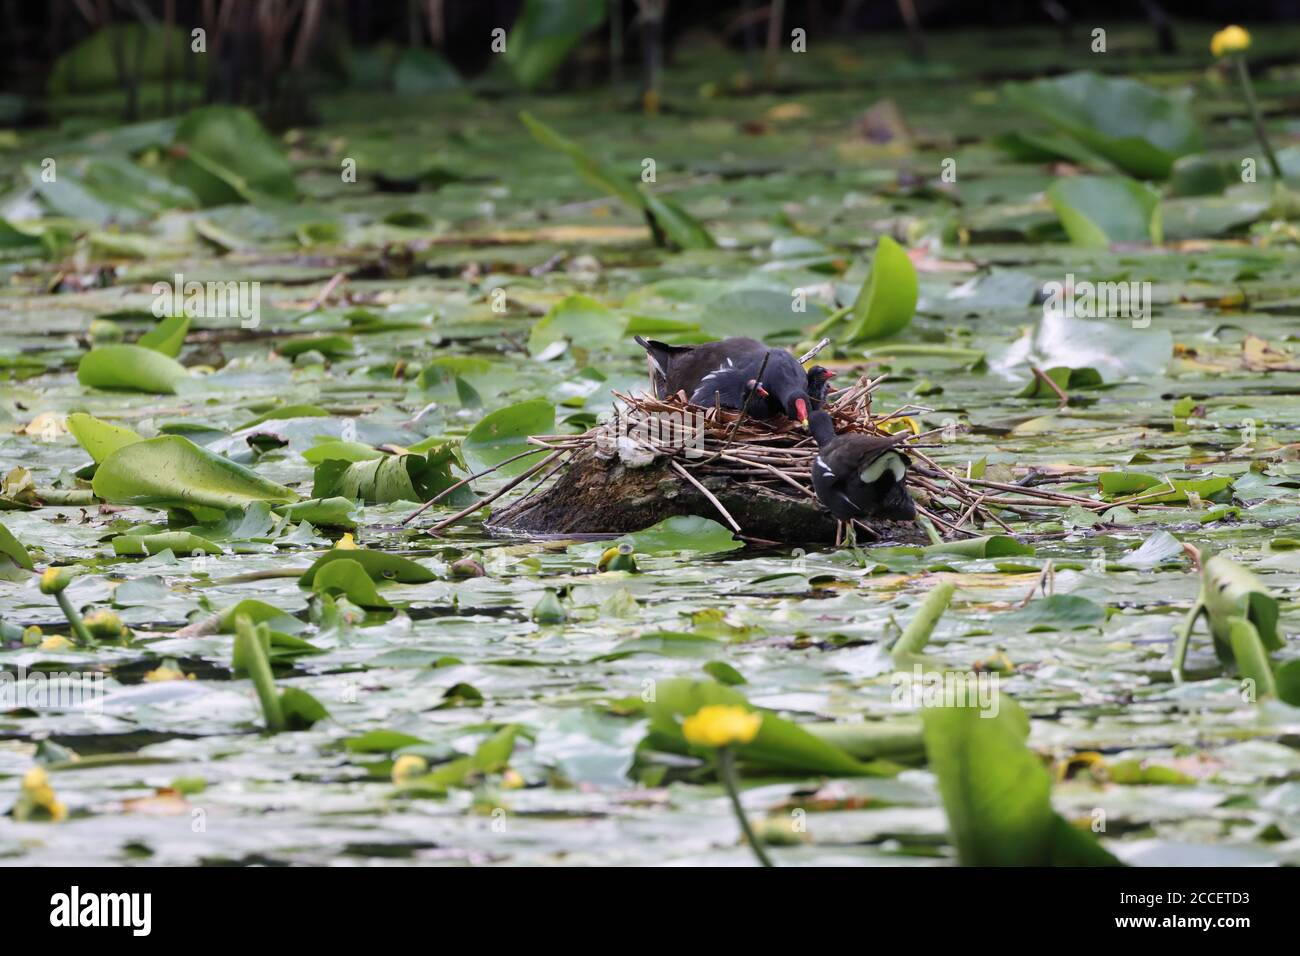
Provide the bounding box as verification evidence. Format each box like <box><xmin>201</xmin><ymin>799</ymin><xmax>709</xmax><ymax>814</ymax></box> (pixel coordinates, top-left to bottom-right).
<box><xmin>800</xmin><ymin>418</ymin><xmax>810</xmax><ymax>428</ymax></box>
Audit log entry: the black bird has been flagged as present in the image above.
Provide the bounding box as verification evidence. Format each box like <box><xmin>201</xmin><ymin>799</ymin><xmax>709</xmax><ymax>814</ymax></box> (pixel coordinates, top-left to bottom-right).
<box><xmin>635</xmin><ymin>336</ymin><xmax>815</xmax><ymax>426</ymax></box>
<box><xmin>806</xmin><ymin>366</ymin><xmax>836</xmax><ymax>409</ymax></box>
<box><xmin>807</xmin><ymin>411</ymin><xmax>916</xmax><ymax>532</ymax></box>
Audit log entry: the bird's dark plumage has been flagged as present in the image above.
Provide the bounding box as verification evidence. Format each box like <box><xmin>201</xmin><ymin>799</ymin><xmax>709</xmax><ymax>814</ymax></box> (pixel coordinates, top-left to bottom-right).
<box><xmin>806</xmin><ymin>366</ymin><xmax>836</xmax><ymax>409</ymax></box>
<box><xmin>808</xmin><ymin>411</ymin><xmax>916</xmax><ymax>522</ymax></box>
<box><xmin>635</xmin><ymin>336</ymin><xmax>815</xmax><ymax>426</ymax></box>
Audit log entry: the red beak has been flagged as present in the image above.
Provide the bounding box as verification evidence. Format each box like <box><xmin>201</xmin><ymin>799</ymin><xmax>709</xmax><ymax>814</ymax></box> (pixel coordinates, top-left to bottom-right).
<box><xmin>795</xmin><ymin>398</ymin><xmax>809</xmax><ymax>428</ymax></box>
<box><xmin>824</xmin><ymin>370</ymin><xmax>837</xmax><ymax>379</ymax></box>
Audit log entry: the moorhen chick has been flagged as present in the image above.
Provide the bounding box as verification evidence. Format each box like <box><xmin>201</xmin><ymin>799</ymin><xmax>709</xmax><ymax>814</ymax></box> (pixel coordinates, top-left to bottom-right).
<box><xmin>806</xmin><ymin>366</ymin><xmax>836</xmax><ymax>409</ymax></box>
<box><xmin>808</xmin><ymin>410</ymin><xmax>916</xmax><ymax>538</ymax></box>
<box><xmin>635</xmin><ymin>336</ymin><xmax>815</xmax><ymax>426</ymax></box>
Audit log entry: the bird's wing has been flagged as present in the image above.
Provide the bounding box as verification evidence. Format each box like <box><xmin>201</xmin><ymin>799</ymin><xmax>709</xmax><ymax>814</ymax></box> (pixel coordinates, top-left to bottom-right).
<box><xmin>859</xmin><ymin>450</ymin><xmax>907</xmax><ymax>485</ymax></box>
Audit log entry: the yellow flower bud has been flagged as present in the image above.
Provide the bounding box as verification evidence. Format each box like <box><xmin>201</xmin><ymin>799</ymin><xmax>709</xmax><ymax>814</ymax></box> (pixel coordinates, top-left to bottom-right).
<box><xmin>22</xmin><ymin>766</ymin><xmax>50</xmax><ymax>791</ymax></box>
<box><xmin>39</xmin><ymin>566</ymin><xmax>73</xmax><ymax>595</ymax></box>
<box><xmin>84</xmin><ymin>609</ymin><xmax>127</xmax><ymax>640</ymax></box>
<box><xmin>1211</xmin><ymin>25</ymin><xmax>1250</xmax><ymax>57</ymax></box>
<box><xmin>335</xmin><ymin>533</ymin><xmax>358</xmax><ymax>550</ymax></box>
<box><xmin>391</xmin><ymin>754</ymin><xmax>429</xmax><ymax>783</ymax></box>
<box><xmin>144</xmin><ymin>665</ymin><xmax>190</xmax><ymax>682</ymax></box>
<box><xmin>501</xmin><ymin>769</ymin><xmax>525</xmax><ymax>790</ymax></box>
<box><xmin>16</xmin><ymin>766</ymin><xmax>67</xmax><ymax>823</ymax></box>
<box><xmin>681</xmin><ymin>705</ymin><xmax>763</xmax><ymax>748</ymax></box>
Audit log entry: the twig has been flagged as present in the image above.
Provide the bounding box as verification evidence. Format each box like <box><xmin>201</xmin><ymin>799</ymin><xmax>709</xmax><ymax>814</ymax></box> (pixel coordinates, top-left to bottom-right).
<box><xmin>306</xmin><ymin>271</ymin><xmax>347</xmax><ymax>312</ymax></box>
<box><xmin>1031</xmin><ymin>365</ymin><xmax>1069</xmax><ymax>408</ymax></box>
<box><xmin>425</xmin><ymin>450</ymin><xmax>567</xmax><ymax>535</ymax></box>
<box><xmin>402</xmin><ymin>446</ymin><xmax>552</xmax><ymax>524</ymax></box>
<box><xmin>670</xmin><ymin>460</ymin><xmax>741</xmax><ymax>533</ymax></box>
<box><xmin>798</xmin><ymin>337</ymin><xmax>832</xmax><ymax>364</ymax></box>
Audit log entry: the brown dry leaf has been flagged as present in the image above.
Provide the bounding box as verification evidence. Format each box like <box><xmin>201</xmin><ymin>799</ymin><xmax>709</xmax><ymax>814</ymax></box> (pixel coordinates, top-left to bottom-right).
<box><xmin>120</xmin><ymin>789</ymin><xmax>190</xmax><ymax>816</ymax></box>
<box><xmin>765</xmin><ymin>102</ymin><xmax>810</xmax><ymax>123</ymax></box>
<box><xmin>1242</xmin><ymin>334</ymin><xmax>1300</xmax><ymax>372</ymax></box>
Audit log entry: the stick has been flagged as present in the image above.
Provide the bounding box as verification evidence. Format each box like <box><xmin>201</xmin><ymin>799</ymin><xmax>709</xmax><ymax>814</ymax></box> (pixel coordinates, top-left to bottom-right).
<box><xmin>306</xmin><ymin>271</ymin><xmax>346</xmax><ymax>312</ymax></box>
<box><xmin>401</xmin><ymin>446</ymin><xmax>552</xmax><ymax>524</ymax></box>
<box><xmin>425</xmin><ymin>449</ymin><xmax>567</xmax><ymax>535</ymax></box>
<box><xmin>798</xmin><ymin>337</ymin><xmax>831</xmax><ymax>364</ymax></box>
<box><xmin>1031</xmin><ymin>366</ymin><xmax>1070</xmax><ymax>408</ymax></box>
<box><xmin>670</xmin><ymin>460</ymin><xmax>741</xmax><ymax>533</ymax></box>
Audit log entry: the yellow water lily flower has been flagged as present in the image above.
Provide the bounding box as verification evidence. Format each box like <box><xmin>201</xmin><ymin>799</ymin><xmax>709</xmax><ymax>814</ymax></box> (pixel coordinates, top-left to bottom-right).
<box><xmin>391</xmin><ymin>754</ymin><xmax>429</xmax><ymax>783</ymax></box>
<box><xmin>681</xmin><ymin>705</ymin><xmax>763</xmax><ymax>748</ymax></box>
<box><xmin>1211</xmin><ymin>25</ymin><xmax>1250</xmax><ymax>57</ymax></box>
<box><xmin>38</xmin><ymin>635</ymin><xmax>74</xmax><ymax>651</ymax></box>
<box><xmin>335</xmin><ymin>533</ymin><xmax>358</xmax><ymax>550</ymax></box>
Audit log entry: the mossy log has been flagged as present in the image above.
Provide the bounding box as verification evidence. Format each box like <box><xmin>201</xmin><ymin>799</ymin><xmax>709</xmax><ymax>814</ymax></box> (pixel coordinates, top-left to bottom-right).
<box><xmin>487</xmin><ymin>445</ymin><xmax>926</xmax><ymax>545</ymax></box>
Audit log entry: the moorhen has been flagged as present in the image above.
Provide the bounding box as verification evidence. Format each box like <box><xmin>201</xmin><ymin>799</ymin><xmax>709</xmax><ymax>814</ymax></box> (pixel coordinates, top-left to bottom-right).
<box><xmin>635</xmin><ymin>336</ymin><xmax>815</xmax><ymax>426</ymax></box>
<box><xmin>807</xmin><ymin>410</ymin><xmax>916</xmax><ymax>535</ymax></box>
<box><xmin>806</xmin><ymin>366</ymin><xmax>836</xmax><ymax>409</ymax></box>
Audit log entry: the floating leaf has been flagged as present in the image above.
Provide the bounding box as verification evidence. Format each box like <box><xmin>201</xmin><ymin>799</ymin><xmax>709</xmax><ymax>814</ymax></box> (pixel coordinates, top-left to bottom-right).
<box><xmin>312</xmin><ymin>557</ymin><xmax>390</xmax><ymax>609</ymax></box>
<box><xmin>922</xmin><ymin>535</ymin><xmax>1034</xmax><ymax>559</ymax></box>
<box><xmin>312</xmin><ymin>446</ymin><xmax>468</xmax><ymax>505</ymax></box>
<box><xmin>0</xmin><ymin>521</ymin><xmax>34</xmax><ymax>571</ymax></box>
<box><xmin>136</xmin><ymin>316</ymin><xmax>190</xmax><ymax>357</ymax></box>
<box><xmin>844</xmin><ymin>236</ymin><xmax>917</xmax><ymax>342</ymax></box>
<box><xmin>298</xmin><ymin>549</ymin><xmax>435</xmax><ymax>588</ymax></box>
<box><xmin>274</xmin><ymin>497</ymin><xmax>359</xmax><ymax>530</ymax></box>
<box><xmin>1004</xmin><ymin>71</ymin><xmax>1200</xmax><ymax>179</ymax></box>
<box><xmin>66</xmin><ymin>413</ymin><xmax>142</xmax><ymax>464</ymax></box>
<box><xmin>1201</xmin><ymin>555</ymin><xmax>1281</xmax><ymax>657</ymax></box>
<box><xmin>529</xmin><ymin>294</ymin><xmax>627</xmax><ymax>355</ymax></box>
<box><xmin>169</xmin><ymin>106</ymin><xmax>297</xmax><ymax>205</ymax></box>
<box><xmin>1047</xmin><ymin>176</ymin><xmax>1162</xmax><ymax>247</ymax></box>
<box><xmin>1006</xmin><ymin>595</ymin><xmax>1106</xmax><ymax>631</ymax></box>
<box><xmin>615</xmin><ymin>516</ymin><xmax>743</xmax><ymax>555</ymax></box>
<box><xmin>78</xmin><ymin>345</ymin><xmax>188</xmax><ymax>394</ymax></box>
<box><xmin>301</xmin><ymin>440</ymin><xmax>383</xmax><ymax>465</ymax></box>
<box><xmin>519</xmin><ymin>111</ymin><xmax>714</xmax><ymax>250</ymax></box>
<box><xmin>641</xmin><ymin>678</ymin><xmax>881</xmax><ymax>777</ymax></box>
<box><xmin>462</xmin><ymin>400</ymin><xmax>555</xmax><ymax>475</ymax></box>
<box><xmin>113</xmin><ymin>532</ymin><xmax>221</xmax><ymax>557</ymax></box>
<box><xmin>892</xmin><ymin>581</ymin><xmax>955</xmax><ymax>661</ymax></box>
<box><xmin>922</xmin><ymin>693</ymin><xmax>1121</xmax><ymax>866</ymax></box>
<box><xmin>1227</xmin><ymin>617</ymin><xmax>1277</xmax><ymax>700</ymax></box>
<box><xmin>93</xmin><ymin>436</ymin><xmax>297</xmax><ymax>511</ymax></box>
<box><xmin>1016</xmin><ymin>366</ymin><xmax>1103</xmax><ymax>398</ymax></box>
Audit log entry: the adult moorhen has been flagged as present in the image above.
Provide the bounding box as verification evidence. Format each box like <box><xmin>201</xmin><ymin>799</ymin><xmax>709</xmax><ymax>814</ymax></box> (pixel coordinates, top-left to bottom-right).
<box><xmin>807</xmin><ymin>410</ymin><xmax>916</xmax><ymax>534</ymax></box>
<box><xmin>635</xmin><ymin>336</ymin><xmax>815</xmax><ymax>426</ymax></box>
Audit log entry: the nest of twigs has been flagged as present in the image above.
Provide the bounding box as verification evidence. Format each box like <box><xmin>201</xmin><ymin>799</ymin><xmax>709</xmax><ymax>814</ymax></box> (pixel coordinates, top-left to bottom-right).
<box><xmin>408</xmin><ymin>356</ymin><xmax>1168</xmax><ymax>546</ymax></box>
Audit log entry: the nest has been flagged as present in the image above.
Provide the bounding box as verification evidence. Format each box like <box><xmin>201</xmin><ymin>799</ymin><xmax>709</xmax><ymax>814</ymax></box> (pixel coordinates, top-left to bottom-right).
<box><xmin>407</xmin><ymin>357</ymin><xmax>1171</xmax><ymax>546</ymax></box>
